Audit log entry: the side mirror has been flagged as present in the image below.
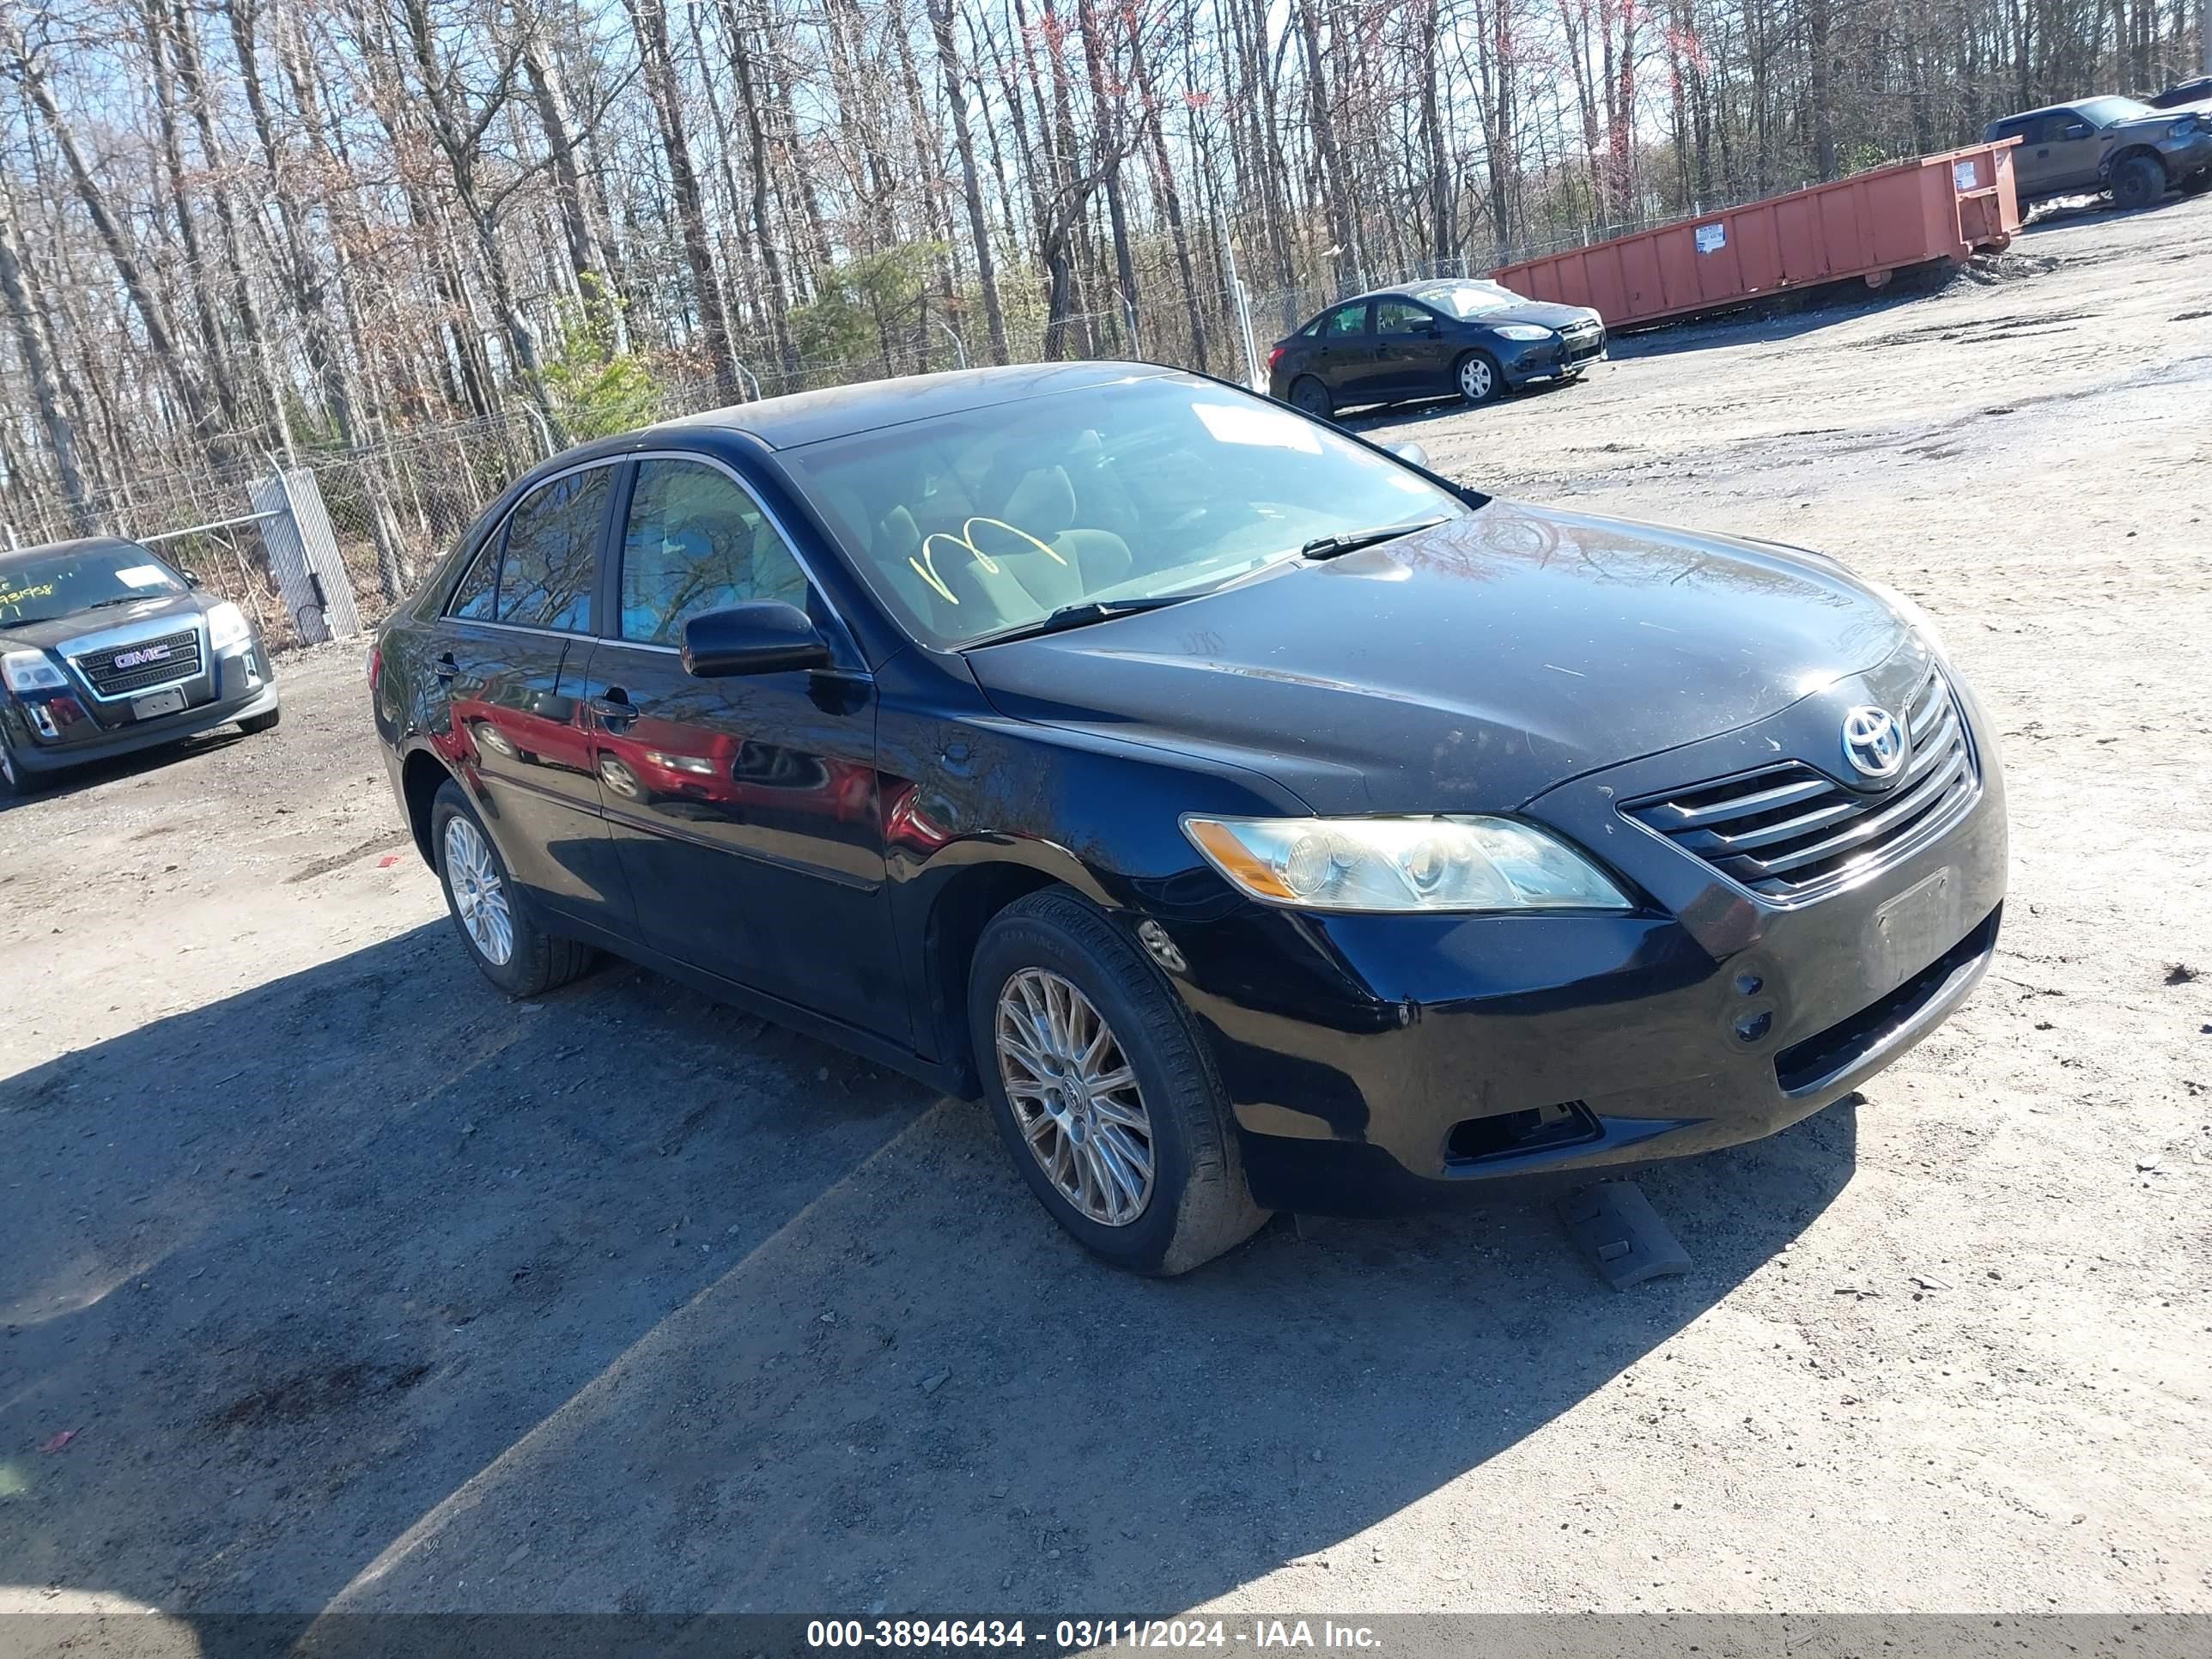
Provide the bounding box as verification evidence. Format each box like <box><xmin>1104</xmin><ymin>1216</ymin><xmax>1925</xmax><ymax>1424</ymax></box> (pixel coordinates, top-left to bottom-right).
<box><xmin>681</xmin><ymin>601</ymin><xmax>832</xmax><ymax>678</ymax></box>
<box><xmin>2063</xmin><ymin>123</ymin><xmax>2091</xmax><ymax>139</ymax></box>
<box><xmin>1389</xmin><ymin>441</ymin><xmax>1431</xmax><ymax>470</ymax></box>
<box><xmin>182</xmin><ymin>570</ymin><xmax>204</xmax><ymax>587</ymax></box>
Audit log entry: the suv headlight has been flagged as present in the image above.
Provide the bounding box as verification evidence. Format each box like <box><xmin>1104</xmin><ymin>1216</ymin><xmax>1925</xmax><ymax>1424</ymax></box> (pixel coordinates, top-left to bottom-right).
<box><xmin>205</xmin><ymin>600</ymin><xmax>252</xmax><ymax>652</ymax></box>
<box><xmin>1183</xmin><ymin>815</ymin><xmax>1632</xmax><ymax>914</ymax></box>
<box><xmin>2</xmin><ymin>649</ymin><xmax>68</xmax><ymax>693</ymax></box>
<box><xmin>1492</xmin><ymin>323</ymin><xmax>1555</xmax><ymax>342</ymax></box>
<box><xmin>2171</xmin><ymin>116</ymin><xmax>2201</xmax><ymax>138</ymax></box>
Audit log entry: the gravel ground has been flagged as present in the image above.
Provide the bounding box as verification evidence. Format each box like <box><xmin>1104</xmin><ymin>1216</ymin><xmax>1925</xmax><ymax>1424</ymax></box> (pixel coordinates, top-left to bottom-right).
<box><xmin>1</xmin><ymin>193</ymin><xmax>2207</xmax><ymax>1645</ymax></box>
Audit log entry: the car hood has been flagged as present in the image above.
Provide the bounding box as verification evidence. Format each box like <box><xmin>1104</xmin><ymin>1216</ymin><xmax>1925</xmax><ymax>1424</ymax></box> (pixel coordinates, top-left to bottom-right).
<box><xmin>1468</xmin><ymin>300</ymin><xmax>1597</xmax><ymax>331</ymax></box>
<box><xmin>967</xmin><ymin>501</ymin><xmax>1909</xmax><ymax>814</ymax></box>
<box><xmin>0</xmin><ymin>590</ymin><xmax>209</xmax><ymax>653</ymax></box>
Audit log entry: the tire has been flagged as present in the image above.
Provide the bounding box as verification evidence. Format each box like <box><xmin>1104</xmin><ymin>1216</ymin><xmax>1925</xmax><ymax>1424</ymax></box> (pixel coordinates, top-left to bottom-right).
<box><xmin>1287</xmin><ymin>375</ymin><xmax>1334</xmax><ymax>420</ymax></box>
<box><xmin>969</xmin><ymin>890</ymin><xmax>1269</xmax><ymax>1276</ymax></box>
<box><xmin>0</xmin><ymin>736</ymin><xmax>34</xmax><ymax>799</ymax></box>
<box><xmin>430</xmin><ymin>779</ymin><xmax>594</xmax><ymax>998</ymax></box>
<box><xmin>2111</xmin><ymin>155</ymin><xmax>2166</xmax><ymax>211</ymax></box>
<box><xmin>237</xmin><ymin>707</ymin><xmax>281</xmax><ymax>736</ymax></box>
<box><xmin>1455</xmin><ymin>350</ymin><xmax>1504</xmax><ymax>406</ymax></box>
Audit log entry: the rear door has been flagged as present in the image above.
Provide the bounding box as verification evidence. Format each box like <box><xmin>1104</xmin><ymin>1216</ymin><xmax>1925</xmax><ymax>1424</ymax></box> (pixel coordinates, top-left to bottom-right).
<box><xmin>1306</xmin><ymin>301</ymin><xmax>1374</xmax><ymax>401</ymax></box>
<box><xmin>431</xmin><ymin>462</ymin><xmax>628</xmax><ymax>923</ymax></box>
<box><xmin>1369</xmin><ymin>298</ymin><xmax>1454</xmax><ymax>398</ymax></box>
<box><xmin>578</xmin><ymin>453</ymin><xmax>907</xmax><ymax>1039</ymax></box>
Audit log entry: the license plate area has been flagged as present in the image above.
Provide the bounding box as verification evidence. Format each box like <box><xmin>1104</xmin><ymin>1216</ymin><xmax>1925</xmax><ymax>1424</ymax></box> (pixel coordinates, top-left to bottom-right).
<box><xmin>1870</xmin><ymin>866</ymin><xmax>1961</xmax><ymax>984</ymax></box>
<box><xmin>132</xmin><ymin>688</ymin><xmax>188</xmax><ymax>720</ymax></box>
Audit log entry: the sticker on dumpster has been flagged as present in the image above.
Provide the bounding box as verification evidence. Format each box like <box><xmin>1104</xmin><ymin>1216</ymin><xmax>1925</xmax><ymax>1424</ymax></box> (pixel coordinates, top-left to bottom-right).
<box><xmin>1954</xmin><ymin>160</ymin><xmax>1979</xmax><ymax>191</ymax></box>
<box><xmin>1695</xmin><ymin>223</ymin><xmax>1726</xmax><ymax>254</ymax></box>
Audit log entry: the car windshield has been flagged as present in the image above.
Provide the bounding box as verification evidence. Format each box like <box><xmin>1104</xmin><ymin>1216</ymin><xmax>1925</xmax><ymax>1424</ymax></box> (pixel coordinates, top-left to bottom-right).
<box><xmin>2075</xmin><ymin>95</ymin><xmax>2153</xmax><ymax>126</ymax></box>
<box><xmin>778</xmin><ymin>375</ymin><xmax>1470</xmax><ymax>648</ymax></box>
<box><xmin>1426</xmin><ymin>283</ymin><xmax>1528</xmax><ymax>319</ymax></box>
<box><xmin>0</xmin><ymin>544</ymin><xmax>185</xmax><ymax>629</ymax></box>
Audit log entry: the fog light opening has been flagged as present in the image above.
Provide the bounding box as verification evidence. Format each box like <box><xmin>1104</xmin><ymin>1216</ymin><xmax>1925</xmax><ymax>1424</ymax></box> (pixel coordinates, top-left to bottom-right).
<box><xmin>1445</xmin><ymin>1100</ymin><xmax>1601</xmax><ymax>1164</ymax></box>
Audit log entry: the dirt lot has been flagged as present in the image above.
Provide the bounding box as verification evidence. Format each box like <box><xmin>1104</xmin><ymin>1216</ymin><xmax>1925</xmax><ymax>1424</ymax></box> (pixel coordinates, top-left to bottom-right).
<box><xmin>3</xmin><ymin>194</ymin><xmax>2208</xmax><ymax>1644</ymax></box>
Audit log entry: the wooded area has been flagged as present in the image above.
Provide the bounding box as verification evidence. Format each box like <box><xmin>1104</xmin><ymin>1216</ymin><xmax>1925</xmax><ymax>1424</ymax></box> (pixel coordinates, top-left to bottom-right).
<box><xmin>1</xmin><ymin>0</ymin><xmax>2204</xmax><ymax>568</ymax></box>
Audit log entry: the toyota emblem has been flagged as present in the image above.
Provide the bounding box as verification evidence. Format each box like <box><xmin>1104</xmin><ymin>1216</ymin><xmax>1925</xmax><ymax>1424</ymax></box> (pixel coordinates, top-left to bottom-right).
<box><xmin>1841</xmin><ymin>706</ymin><xmax>1905</xmax><ymax>780</ymax></box>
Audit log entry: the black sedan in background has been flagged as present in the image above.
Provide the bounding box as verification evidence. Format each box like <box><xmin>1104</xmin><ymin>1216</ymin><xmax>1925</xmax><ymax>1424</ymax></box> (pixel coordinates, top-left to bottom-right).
<box><xmin>1</xmin><ymin>537</ymin><xmax>280</xmax><ymax>795</ymax></box>
<box><xmin>1267</xmin><ymin>279</ymin><xmax>1607</xmax><ymax>417</ymax></box>
<box><xmin>374</xmin><ymin>363</ymin><xmax>2002</xmax><ymax>1275</ymax></box>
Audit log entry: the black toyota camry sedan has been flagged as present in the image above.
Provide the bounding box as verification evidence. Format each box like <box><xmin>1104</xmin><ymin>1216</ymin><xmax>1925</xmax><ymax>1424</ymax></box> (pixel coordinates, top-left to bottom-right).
<box><xmin>371</xmin><ymin>363</ymin><xmax>2003</xmax><ymax>1275</ymax></box>
<box><xmin>2</xmin><ymin>537</ymin><xmax>280</xmax><ymax>795</ymax></box>
<box><xmin>1267</xmin><ymin>279</ymin><xmax>1607</xmax><ymax>417</ymax></box>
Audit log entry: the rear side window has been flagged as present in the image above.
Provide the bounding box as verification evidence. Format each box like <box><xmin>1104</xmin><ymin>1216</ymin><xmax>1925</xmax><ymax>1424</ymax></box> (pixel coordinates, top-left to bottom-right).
<box><xmin>617</xmin><ymin>458</ymin><xmax>811</xmax><ymax>645</ymax></box>
<box><xmin>447</xmin><ymin>540</ymin><xmax>497</xmax><ymax>620</ymax></box>
<box><xmin>1320</xmin><ymin>302</ymin><xmax>1370</xmax><ymax>338</ymax></box>
<box><xmin>496</xmin><ymin>466</ymin><xmax>610</xmax><ymax>631</ymax></box>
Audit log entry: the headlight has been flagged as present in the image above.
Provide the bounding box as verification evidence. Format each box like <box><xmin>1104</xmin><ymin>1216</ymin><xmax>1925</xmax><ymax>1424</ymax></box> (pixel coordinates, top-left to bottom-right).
<box><xmin>204</xmin><ymin>600</ymin><xmax>252</xmax><ymax>652</ymax></box>
<box><xmin>2171</xmin><ymin>117</ymin><xmax>2200</xmax><ymax>138</ymax></box>
<box><xmin>1183</xmin><ymin>815</ymin><xmax>1632</xmax><ymax>914</ymax></box>
<box><xmin>1</xmin><ymin>649</ymin><xmax>68</xmax><ymax>693</ymax></box>
<box><xmin>1492</xmin><ymin>324</ymin><xmax>1555</xmax><ymax>343</ymax></box>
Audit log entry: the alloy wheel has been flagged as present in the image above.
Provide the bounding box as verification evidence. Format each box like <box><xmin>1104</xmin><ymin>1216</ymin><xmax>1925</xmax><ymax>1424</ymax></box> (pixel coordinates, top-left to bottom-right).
<box><xmin>1459</xmin><ymin>356</ymin><xmax>1494</xmax><ymax>399</ymax></box>
<box><xmin>443</xmin><ymin>815</ymin><xmax>515</xmax><ymax>966</ymax></box>
<box><xmin>995</xmin><ymin>967</ymin><xmax>1155</xmax><ymax>1226</ymax></box>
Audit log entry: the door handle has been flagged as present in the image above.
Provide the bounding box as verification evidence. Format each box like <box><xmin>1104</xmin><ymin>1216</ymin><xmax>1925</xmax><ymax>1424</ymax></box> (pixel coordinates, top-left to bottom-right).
<box><xmin>434</xmin><ymin>653</ymin><xmax>457</xmax><ymax>681</ymax></box>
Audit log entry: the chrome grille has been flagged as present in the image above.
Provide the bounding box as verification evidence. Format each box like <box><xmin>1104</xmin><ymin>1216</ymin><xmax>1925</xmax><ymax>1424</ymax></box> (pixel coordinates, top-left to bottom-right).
<box><xmin>70</xmin><ymin>627</ymin><xmax>203</xmax><ymax>697</ymax></box>
<box><xmin>1623</xmin><ymin>665</ymin><xmax>1978</xmax><ymax>899</ymax></box>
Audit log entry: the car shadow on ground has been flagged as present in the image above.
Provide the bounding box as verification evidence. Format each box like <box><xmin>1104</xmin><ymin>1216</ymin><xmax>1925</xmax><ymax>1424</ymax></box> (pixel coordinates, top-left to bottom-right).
<box><xmin>0</xmin><ymin>726</ymin><xmax>251</xmax><ymax>814</ymax></box>
<box><xmin>1</xmin><ymin>921</ymin><xmax>1858</xmax><ymax>1644</ymax></box>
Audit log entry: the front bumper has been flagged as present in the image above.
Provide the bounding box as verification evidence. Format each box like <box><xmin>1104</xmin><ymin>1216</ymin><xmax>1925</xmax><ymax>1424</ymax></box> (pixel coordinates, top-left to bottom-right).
<box><xmin>4</xmin><ymin>637</ymin><xmax>277</xmax><ymax>775</ymax></box>
<box><xmin>1153</xmin><ymin>645</ymin><xmax>2007</xmax><ymax>1215</ymax></box>
<box><xmin>1501</xmin><ymin>331</ymin><xmax>1607</xmax><ymax>387</ymax></box>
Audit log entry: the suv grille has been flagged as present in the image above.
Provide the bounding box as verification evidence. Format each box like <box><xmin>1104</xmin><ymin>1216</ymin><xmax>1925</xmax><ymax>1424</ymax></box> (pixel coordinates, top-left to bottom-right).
<box><xmin>71</xmin><ymin>627</ymin><xmax>204</xmax><ymax>697</ymax></box>
<box><xmin>1623</xmin><ymin>665</ymin><xmax>1977</xmax><ymax>899</ymax></box>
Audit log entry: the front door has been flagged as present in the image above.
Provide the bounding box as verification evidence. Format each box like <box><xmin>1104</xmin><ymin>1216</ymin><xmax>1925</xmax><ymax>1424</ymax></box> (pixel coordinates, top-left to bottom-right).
<box><xmin>1369</xmin><ymin>298</ymin><xmax>1452</xmax><ymax>398</ymax></box>
<box><xmin>580</xmin><ymin>454</ymin><xmax>907</xmax><ymax>1041</ymax></box>
<box><xmin>2033</xmin><ymin>110</ymin><xmax>2100</xmax><ymax>191</ymax></box>
<box><xmin>433</xmin><ymin>463</ymin><xmax>626</xmax><ymax>924</ymax></box>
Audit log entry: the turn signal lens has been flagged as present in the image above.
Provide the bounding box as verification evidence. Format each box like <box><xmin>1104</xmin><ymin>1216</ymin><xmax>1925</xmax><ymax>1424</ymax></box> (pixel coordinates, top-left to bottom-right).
<box><xmin>1183</xmin><ymin>815</ymin><xmax>1632</xmax><ymax>915</ymax></box>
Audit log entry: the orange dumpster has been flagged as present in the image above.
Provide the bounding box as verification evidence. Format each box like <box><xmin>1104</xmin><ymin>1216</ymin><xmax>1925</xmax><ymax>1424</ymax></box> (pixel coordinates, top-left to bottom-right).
<box><xmin>1495</xmin><ymin>141</ymin><xmax>2021</xmax><ymax>329</ymax></box>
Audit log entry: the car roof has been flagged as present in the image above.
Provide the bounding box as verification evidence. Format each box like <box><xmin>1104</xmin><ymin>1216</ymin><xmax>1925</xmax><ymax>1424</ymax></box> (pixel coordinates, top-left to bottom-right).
<box><xmin>647</xmin><ymin>362</ymin><xmax>1182</xmax><ymax>451</ymax></box>
<box><xmin>0</xmin><ymin>535</ymin><xmax>144</xmax><ymax>571</ymax></box>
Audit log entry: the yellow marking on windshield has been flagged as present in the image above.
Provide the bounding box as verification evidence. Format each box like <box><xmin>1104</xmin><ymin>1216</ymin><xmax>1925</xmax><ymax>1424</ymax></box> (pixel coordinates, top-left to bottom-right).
<box><xmin>908</xmin><ymin>517</ymin><xmax>1066</xmax><ymax>607</ymax></box>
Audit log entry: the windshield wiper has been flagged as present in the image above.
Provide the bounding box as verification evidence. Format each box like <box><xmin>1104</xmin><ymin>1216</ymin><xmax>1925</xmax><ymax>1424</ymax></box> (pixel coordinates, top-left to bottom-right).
<box><xmin>85</xmin><ymin>594</ymin><xmax>157</xmax><ymax>610</ymax></box>
<box><xmin>965</xmin><ymin>596</ymin><xmax>1186</xmax><ymax>647</ymax></box>
<box><xmin>1299</xmin><ymin>517</ymin><xmax>1449</xmax><ymax>561</ymax></box>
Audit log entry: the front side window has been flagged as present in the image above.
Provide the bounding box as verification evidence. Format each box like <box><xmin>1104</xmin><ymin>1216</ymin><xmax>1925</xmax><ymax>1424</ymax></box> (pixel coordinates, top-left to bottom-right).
<box><xmin>619</xmin><ymin>458</ymin><xmax>811</xmax><ymax>646</ymax></box>
<box><xmin>780</xmin><ymin>376</ymin><xmax>1469</xmax><ymax>650</ymax></box>
<box><xmin>1374</xmin><ymin>300</ymin><xmax>1436</xmax><ymax>334</ymax></box>
<box><xmin>495</xmin><ymin>466</ymin><xmax>609</xmax><ymax>631</ymax></box>
<box><xmin>0</xmin><ymin>543</ymin><xmax>185</xmax><ymax>629</ymax></box>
